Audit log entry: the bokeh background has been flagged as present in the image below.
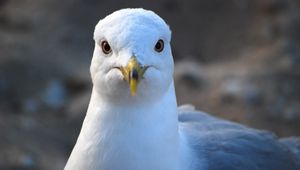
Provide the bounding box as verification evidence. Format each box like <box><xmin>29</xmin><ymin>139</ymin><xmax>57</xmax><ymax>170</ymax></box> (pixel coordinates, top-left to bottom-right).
<box><xmin>0</xmin><ymin>0</ymin><xmax>299</xmax><ymax>169</ymax></box>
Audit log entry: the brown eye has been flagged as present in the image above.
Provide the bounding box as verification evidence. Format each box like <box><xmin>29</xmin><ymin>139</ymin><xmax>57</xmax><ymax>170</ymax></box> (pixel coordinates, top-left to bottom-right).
<box><xmin>101</xmin><ymin>40</ymin><xmax>112</xmax><ymax>54</ymax></box>
<box><xmin>154</xmin><ymin>39</ymin><xmax>164</xmax><ymax>52</ymax></box>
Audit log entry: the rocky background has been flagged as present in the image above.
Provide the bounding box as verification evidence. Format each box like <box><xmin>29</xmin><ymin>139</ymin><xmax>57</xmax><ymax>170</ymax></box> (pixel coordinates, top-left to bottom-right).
<box><xmin>0</xmin><ymin>0</ymin><xmax>299</xmax><ymax>169</ymax></box>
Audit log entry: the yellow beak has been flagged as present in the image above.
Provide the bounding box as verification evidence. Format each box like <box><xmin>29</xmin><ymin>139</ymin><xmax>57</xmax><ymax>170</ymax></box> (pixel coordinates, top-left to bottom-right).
<box><xmin>119</xmin><ymin>56</ymin><xmax>148</xmax><ymax>96</ymax></box>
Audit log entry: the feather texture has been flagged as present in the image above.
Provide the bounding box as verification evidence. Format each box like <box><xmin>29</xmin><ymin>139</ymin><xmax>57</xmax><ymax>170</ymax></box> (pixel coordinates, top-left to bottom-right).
<box><xmin>178</xmin><ymin>108</ymin><xmax>300</xmax><ymax>170</ymax></box>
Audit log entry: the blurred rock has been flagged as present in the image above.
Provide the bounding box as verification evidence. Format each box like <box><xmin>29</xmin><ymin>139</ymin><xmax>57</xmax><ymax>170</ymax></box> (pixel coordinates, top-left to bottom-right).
<box><xmin>0</xmin><ymin>76</ymin><xmax>7</xmax><ymax>92</ymax></box>
<box><xmin>283</xmin><ymin>104</ymin><xmax>300</xmax><ymax>122</ymax></box>
<box><xmin>22</xmin><ymin>98</ymin><xmax>40</xmax><ymax>113</ymax></box>
<box><xmin>66</xmin><ymin>91</ymin><xmax>90</xmax><ymax>120</ymax></box>
<box><xmin>219</xmin><ymin>78</ymin><xmax>261</xmax><ymax>104</ymax></box>
<box><xmin>0</xmin><ymin>0</ymin><xmax>7</xmax><ymax>9</ymax></box>
<box><xmin>220</xmin><ymin>79</ymin><xmax>243</xmax><ymax>101</ymax></box>
<box><xmin>174</xmin><ymin>60</ymin><xmax>207</xmax><ymax>89</ymax></box>
<box><xmin>256</xmin><ymin>0</ymin><xmax>287</xmax><ymax>16</ymax></box>
<box><xmin>20</xmin><ymin>116</ymin><xmax>37</xmax><ymax>131</ymax></box>
<box><xmin>162</xmin><ymin>0</ymin><xmax>180</xmax><ymax>12</ymax></box>
<box><xmin>42</xmin><ymin>79</ymin><xmax>68</xmax><ymax>110</ymax></box>
<box><xmin>19</xmin><ymin>153</ymin><xmax>35</xmax><ymax>169</ymax></box>
<box><xmin>64</xmin><ymin>68</ymin><xmax>91</xmax><ymax>95</ymax></box>
<box><xmin>284</xmin><ymin>41</ymin><xmax>300</xmax><ymax>67</ymax></box>
<box><xmin>244</xmin><ymin>86</ymin><xmax>263</xmax><ymax>106</ymax></box>
<box><xmin>0</xmin><ymin>147</ymin><xmax>37</xmax><ymax>170</ymax></box>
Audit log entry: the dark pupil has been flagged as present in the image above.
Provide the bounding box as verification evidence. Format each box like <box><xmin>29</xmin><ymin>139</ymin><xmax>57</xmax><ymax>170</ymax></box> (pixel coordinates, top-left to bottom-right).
<box><xmin>155</xmin><ymin>42</ymin><xmax>161</xmax><ymax>50</ymax></box>
<box><xmin>104</xmin><ymin>43</ymin><xmax>110</xmax><ymax>52</ymax></box>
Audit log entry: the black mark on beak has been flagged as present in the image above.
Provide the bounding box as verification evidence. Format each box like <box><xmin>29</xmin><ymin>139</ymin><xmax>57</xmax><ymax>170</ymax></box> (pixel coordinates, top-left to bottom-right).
<box><xmin>130</xmin><ymin>69</ymin><xmax>139</xmax><ymax>81</ymax></box>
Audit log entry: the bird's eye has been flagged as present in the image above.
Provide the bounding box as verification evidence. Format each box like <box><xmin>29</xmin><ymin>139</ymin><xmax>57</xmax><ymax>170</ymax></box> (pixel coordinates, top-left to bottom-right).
<box><xmin>101</xmin><ymin>40</ymin><xmax>112</xmax><ymax>54</ymax></box>
<box><xmin>154</xmin><ymin>39</ymin><xmax>164</xmax><ymax>52</ymax></box>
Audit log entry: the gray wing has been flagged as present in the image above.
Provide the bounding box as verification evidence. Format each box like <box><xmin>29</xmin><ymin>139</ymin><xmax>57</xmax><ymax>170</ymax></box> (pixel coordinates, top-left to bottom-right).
<box><xmin>178</xmin><ymin>105</ymin><xmax>300</xmax><ymax>170</ymax></box>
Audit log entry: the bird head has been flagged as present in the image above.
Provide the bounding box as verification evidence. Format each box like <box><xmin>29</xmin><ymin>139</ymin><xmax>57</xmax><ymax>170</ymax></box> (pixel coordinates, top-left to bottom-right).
<box><xmin>90</xmin><ymin>8</ymin><xmax>174</xmax><ymax>102</ymax></box>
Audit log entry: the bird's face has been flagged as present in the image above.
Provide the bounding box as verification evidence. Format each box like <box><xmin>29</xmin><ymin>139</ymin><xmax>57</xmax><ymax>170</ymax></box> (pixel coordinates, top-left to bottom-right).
<box><xmin>90</xmin><ymin>9</ymin><xmax>174</xmax><ymax>102</ymax></box>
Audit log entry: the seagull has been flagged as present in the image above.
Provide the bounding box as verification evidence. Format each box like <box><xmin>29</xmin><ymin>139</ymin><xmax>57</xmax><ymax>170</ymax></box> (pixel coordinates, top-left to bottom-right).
<box><xmin>65</xmin><ymin>8</ymin><xmax>300</xmax><ymax>170</ymax></box>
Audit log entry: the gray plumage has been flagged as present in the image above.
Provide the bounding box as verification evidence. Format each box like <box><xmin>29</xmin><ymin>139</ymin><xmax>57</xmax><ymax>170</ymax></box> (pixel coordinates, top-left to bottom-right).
<box><xmin>178</xmin><ymin>106</ymin><xmax>300</xmax><ymax>170</ymax></box>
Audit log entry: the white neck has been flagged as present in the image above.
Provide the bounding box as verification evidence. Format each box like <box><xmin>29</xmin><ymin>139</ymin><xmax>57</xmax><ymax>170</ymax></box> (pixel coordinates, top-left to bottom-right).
<box><xmin>65</xmin><ymin>82</ymin><xmax>180</xmax><ymax>170</ymax></box>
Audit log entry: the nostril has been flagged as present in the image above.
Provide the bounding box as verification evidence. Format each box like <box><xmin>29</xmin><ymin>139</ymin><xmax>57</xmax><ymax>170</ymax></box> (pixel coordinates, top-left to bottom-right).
<box><xmin>130</xmin><ymin>69</ymin><xmax>139</xmax><ymax>80</ymax></box>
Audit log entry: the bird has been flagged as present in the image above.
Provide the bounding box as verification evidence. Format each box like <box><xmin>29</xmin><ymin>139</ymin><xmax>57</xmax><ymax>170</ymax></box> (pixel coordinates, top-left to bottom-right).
<box><xmin>64</xmin><ymin>8</ymin><xmax>300</xmax><ymax>170</ymax></box>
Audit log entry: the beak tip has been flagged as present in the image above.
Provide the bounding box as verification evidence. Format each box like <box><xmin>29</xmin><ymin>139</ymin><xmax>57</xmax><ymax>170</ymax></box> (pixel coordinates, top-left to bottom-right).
<box><xmin>129</xmin><ymin>78</ymin><xmax>138</xmax><ymax>97</ymax></box>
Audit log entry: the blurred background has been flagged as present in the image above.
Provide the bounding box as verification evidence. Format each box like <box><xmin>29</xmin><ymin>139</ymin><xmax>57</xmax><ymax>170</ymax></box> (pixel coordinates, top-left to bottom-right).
<box><xmin>0</xmin><ymin>0</ymin><xmax>299</xmax><ymax>169</ymax></box>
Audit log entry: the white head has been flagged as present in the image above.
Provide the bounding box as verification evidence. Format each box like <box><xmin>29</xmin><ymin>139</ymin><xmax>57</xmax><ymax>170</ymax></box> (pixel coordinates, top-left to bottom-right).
<box><xmin>91</xmin><ymin>8</ymin><xmax>174</xmax><ymax>104</ymax></box>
